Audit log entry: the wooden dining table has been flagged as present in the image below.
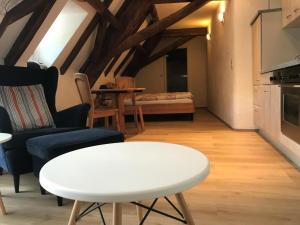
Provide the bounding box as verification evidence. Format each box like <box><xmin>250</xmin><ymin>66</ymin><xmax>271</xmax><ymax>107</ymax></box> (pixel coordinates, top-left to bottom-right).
<box><xmin>91</xmin><ymin>88</ymin><xmax>145</xmax><ymax>132</ymax></box>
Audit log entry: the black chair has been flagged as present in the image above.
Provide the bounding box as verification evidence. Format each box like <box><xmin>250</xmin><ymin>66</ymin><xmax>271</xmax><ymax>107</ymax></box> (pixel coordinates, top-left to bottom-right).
<box><xmin>0</xmin><ymin>65</ymin><xmax>90</xmax><ymax>193</ymax></box>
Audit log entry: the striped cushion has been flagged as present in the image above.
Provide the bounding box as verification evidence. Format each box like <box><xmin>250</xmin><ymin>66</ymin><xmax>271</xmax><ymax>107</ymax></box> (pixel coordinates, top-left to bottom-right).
<box><xmin>0</xmin><ymin>84</ymin><xmax>55</xmax><ymax>132</ymax></box>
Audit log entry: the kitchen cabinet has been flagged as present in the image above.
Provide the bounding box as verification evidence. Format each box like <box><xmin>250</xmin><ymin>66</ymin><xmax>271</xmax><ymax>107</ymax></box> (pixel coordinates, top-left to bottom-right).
<box><xmin>252</xmin><ymin>10</ymin><xmax>300</xmax><ymax>76</ymax></box>
<box><xmin>262</xmin><ymin>85</ymin><xmax>271</xmax><ymax>135</ymax></box>
<box><xmin>282</xmin><ymin>0</ymin><xmax>300</xmax><ymax>27</ymax></box>
<box><xmin>252</xmin><ymin>16</ymin><xmax>262</xmax><ymax>85</ymax></box>
<box><xmin>255</xmin><ymin>85</ymin><xmax>281</xmax><ymax>139</ymax></box>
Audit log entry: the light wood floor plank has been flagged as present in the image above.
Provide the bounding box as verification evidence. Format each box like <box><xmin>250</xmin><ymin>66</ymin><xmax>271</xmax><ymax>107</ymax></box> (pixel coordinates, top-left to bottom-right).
<box><xmin>0</xmin><ymin>110</ymin><xmax>299</xmax><ymax>225</ymax></box>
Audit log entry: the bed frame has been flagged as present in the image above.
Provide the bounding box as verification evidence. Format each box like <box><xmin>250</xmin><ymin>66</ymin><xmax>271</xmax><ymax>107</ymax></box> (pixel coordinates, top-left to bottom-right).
<box><xmin>140</xmin><ymin>102</ymin><xmax>195</xmax><ymax>115</ymax></box>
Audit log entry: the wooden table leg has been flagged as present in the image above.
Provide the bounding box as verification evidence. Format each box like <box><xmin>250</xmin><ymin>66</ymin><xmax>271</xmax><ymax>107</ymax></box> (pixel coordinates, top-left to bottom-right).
<box><xmin>117</xmin><ymin>94</ymin><xmax>126</xmax><ymax>132</ymax></box>
<box><xmin>136</xmin><ymin>202</ymin><xmax>143</xmax><ymax>223</ymax></box>
<box><xmin>112</xmin><ymin>203</ymin><xmax>122</xmax><ymax>225</ymax></box>
<box><xmin>175</xmin><ymin>193</ymin><xmax>195</xmax><ymax>225</ymax></box>
<box><xmin>0</xmin><ymin>192</ymin><xmax>6</xmax><ymax>215</ymax></box>
<box><xmin>67</xmin><ymin>201</ymin><xmax>81</xmax><ymax>225</ymax></box>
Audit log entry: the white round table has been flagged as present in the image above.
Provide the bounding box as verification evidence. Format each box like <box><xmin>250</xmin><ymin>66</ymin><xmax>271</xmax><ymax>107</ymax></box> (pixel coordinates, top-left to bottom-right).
<box><xmin>0</xmin><ymin>133</ymin><xmax>12</xmax><ymax>216</ymax></box>
<box><xmin>40</xmin><ymin>142</ymin><xmax>209</xmax><ymax>225</ymax></box>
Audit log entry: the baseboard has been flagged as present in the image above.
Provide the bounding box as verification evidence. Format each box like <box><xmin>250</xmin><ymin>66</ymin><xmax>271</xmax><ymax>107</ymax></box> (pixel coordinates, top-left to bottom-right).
<box><xmin>259</xmin><ymin>131</ymin><xmax>300</xmax><ymax>170</ymax></box>
<box><xmin>207</xmin><ymin>110</ymin><xmax>256</xmax><ymax>131</ymax></box>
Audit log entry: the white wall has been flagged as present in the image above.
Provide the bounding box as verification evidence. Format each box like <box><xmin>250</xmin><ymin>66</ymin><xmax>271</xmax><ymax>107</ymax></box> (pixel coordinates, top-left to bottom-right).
<box><xmin>136</xmin><ymin>37</ymin><xmax>208</xmax><ymax>108</ymax></box>
<box><xmin>207</xmin><ymin>0</ymin><xmax>281</xmax><ymax>129</ymax></box>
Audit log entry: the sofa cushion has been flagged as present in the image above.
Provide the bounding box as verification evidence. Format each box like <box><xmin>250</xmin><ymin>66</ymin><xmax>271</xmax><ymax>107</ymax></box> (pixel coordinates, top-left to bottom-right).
<box><xmin>0</xmin><ymin>84</ymin><xmax>55</xmax><ymax>132</ymax></box>
<box><xmin>26</xmin><ymin>128</ymin><xmax>124</xmax><ymax>160</ymax></box>
<box><xmin>3</xmin><ymin>127</ymin><xmax>81</xmax><ymax>150</ymax></box>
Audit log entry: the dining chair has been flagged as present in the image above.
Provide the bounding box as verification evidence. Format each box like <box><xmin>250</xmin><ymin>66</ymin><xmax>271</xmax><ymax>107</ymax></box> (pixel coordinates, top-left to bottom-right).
<box><xmin>75</xmin><ymin>73</ymin><xmax>120</xmax><ymax>131</ymax></box>
<box><xmin>0</xmin><ymin>192</ymin><xmax>6</xmax><ymax>215</ymax></box>
<box><xmin>115</xmin><ymin>76</ymin><xmax>144</xmax><ymax>131</ymax></box>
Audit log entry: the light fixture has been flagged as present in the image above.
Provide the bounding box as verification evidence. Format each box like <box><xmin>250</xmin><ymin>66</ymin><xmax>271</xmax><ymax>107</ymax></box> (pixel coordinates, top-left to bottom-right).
<box><xmin>206</xmin><ymin>33</ymin><xmax>211</xmax><ymax>41</ymax></box>
<box><xmin>217</xmin><ymin>12</ymin><xmax>225</xmax><ymax>23</ymax></box>
<box><xmin>217</xmin><ymin>1</ymin><xmax>226</xmax><ymax>23</ymax></box>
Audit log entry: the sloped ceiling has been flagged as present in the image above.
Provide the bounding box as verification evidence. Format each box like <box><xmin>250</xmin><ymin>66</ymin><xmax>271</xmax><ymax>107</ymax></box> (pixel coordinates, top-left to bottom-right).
<box><xmin>157</xmin><ymin>1</ymin><xmax>221</xmax><ymax>28</ymax></box>
<box><xmin>0</xmin><ymin>0</ymin><xmax>221</xmax><ymax>83</ymax></box>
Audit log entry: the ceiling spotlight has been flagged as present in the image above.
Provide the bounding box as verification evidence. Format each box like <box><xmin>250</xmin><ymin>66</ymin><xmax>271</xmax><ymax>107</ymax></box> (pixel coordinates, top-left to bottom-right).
<box><xmin>206</xmin><ymin>33</ymin><xmax>211</xmax><ymax>41</ymax></box>
<box><xmin>218</xmin><ymin>12</ymin><xmax>225</xmax><ymax>23</ymax></box>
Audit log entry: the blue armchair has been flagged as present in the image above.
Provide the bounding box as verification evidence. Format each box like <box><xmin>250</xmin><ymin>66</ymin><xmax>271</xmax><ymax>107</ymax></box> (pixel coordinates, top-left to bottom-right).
<box><xmin>0</xmin><ymin>65</ymin><xmax>90</xmax><ymax>193</ymax></box>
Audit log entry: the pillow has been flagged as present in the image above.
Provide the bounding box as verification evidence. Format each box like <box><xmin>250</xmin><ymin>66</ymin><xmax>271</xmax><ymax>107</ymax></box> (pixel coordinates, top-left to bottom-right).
<box><xmin>0</xmin><ymin>84</ymin><xmax>55</xmax><ymax>132</ymax></box>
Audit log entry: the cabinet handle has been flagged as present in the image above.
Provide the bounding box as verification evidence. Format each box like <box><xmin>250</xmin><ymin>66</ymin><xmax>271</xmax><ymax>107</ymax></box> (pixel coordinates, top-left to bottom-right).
<box><xmin>286</xmin><ymin>14</ymin><xmax>292</xmax><ymax>19</ymax></box>
<box><xmin>294</xmin><ymin>8</ymin><xmax>300</xmax><ymax>13</ymax></box>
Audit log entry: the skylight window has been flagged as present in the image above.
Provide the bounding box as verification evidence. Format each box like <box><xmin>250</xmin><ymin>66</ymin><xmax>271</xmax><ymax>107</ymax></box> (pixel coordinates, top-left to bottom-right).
<box><xmin>29</xmin><ymin>0</ymin><xmax>87</xmax><ymax>68</ymax></box>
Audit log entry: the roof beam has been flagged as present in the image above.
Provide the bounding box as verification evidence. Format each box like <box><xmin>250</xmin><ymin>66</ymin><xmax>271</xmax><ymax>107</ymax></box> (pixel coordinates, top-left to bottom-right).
<box><xmin>60</xmin><ymin>14</ymin><xmax>100</xmax><ymax>74</ymax></box>
<box><xmin>153</xmin><ymin>0</ymin><xmax>192</xmax><ymax>3</ymax></box>
<box><xmin>122</xmin><ymin>33</ymin><xmax>162</xmax><ymax>77</ymax></box>
<box><xmin>144</xmin><ymin>36</ymin><xmax>194</xmax><ymax>68</ymax></box>
<box><xmin>0</xmin><ymin>0</ymin><xmax>47</xmax><ymax>38</ymax></box>
<box><xmin>83</xmin><ymin>0</ymin><xmax>152</xmax><ymax>85</ymax></box>
<box><xmin>84</xmin><ymin>0</ymin><xmax>121</xmax><ymax>29</ymax></box>
<box><xmin>162</xmin><ymin>28</ymin><xmax>207</xmax><ymax>38</ymax></box>
<box><xmin>112</xmin><ymin>0</ymin><xmax>209</xmax><ymax>57</ymax></box>
<box><xmin>114</xmin><ymin>47</ymin><xmax>136</xmax><ymax>76</ymax></box>
<box><xmin>104</xmin><ymin>54</ymin><xmax>121</xmax><ymax>75</ymax></box>
<box><xmin>4</xmin><ymin>0</ymin><xmax>56</xmax><ymax>66</ymax></box>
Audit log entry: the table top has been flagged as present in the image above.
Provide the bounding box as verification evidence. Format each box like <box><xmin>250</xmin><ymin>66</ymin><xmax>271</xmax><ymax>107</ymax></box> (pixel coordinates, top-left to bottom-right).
<box><xmin>40</xmin><ymin>142</ymin><xmax>209</xmax><ymax>203</ymax></box>
<box><xmin>91</xmin><ymin>88</ymin><xmax>145</xmax><ymax>94</ymax></box>
<box><xmin>0</xmin><ymin>133</ymin><xmax>12</xmax><ymax>144</ymax></box>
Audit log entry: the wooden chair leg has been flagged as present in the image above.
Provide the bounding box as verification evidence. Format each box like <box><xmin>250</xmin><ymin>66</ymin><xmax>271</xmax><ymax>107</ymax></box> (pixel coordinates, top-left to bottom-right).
<box><xmin>115</xmin><ymin>111</ymin><xmax>121</xmax><ymax>131</ymax></box>
<box><xmin>136</xmin><ymin>202</ymin><xmax>143</xmax><ymax>223</ymax></box>
<box><xmin>0</xmin><ymin>192</ymin><xmax>6</xmax><ymax>215</ymax></box>
<box><xmin>104</xmin><ymin>117</ymin><xmax>109</xmax><ymax>128</ymax></box>
<box><xmin>68</xmin><ymin>200</ymin><xmax>81</xmax><ymax>225</ymax></box>
<box><xmin>88</xmin><ymin>116</ymin><xmax>94</xmax><ymax>128</ymax></box>
<box><xmin>133</xmin><ymin>109</ymin><xmax>140</xmax><ymax>131</ymax></box>
<box><xmin>175</xmin><ymin>193</ymin><xmax>195</xmax><ymax>225</ymax></box>
<box><xmin>138</xmin><ymin>107</ymin><xmax>145</xmax><ymax>130</ymax></box>
<box><xmin>113</xmin><ymin>203</ymin><xmax>122</xmax><ymax>225</ymax></box>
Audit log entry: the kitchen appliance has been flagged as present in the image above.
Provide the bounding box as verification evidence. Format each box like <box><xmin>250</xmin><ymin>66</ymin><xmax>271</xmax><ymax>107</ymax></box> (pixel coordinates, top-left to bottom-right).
<box><xmin>271</xmin><ymin>64</ymin><xmax>300</xmax><ymax>84</ymax></box>
<box><xmin>275</xmin><ymin>65</ymin><xmax>300</xmax><ymax>144</ymax></box>
<box><xmin>281</xmin><ymin>84</ymin><xmax>300</xmax><ymax>144</ymax></box>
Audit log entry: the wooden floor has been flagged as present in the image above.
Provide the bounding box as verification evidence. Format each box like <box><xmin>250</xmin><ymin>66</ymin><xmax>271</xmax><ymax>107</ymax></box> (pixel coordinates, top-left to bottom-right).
<box><xmin>1</xmin><ymin>110</ymin><xmax>300</xmax><ymax>225</ymax></box>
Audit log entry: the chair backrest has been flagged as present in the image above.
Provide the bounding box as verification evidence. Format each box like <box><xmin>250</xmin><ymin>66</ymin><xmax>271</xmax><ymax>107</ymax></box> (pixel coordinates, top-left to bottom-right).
<box><xmin>0</xmin><ymin>65</ymin><xmax>59</xmax><ymax>115</ymax></box>
<box><xmin>115</xmin><ymin>76</ymin><xmax>135</xmax><ymax>88</ymax></box>
<box><xmin>74</xmin><ymin>73</ymin><xmax>94</xmax><ymax>110</ymax></box>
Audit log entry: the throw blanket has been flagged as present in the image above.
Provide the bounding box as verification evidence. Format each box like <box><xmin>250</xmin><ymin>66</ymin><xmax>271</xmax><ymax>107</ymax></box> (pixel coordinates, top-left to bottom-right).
<box><xmin>136</xmin><ymin>92</ymin><xmax>193</xmax><ymax>101</ymax></box>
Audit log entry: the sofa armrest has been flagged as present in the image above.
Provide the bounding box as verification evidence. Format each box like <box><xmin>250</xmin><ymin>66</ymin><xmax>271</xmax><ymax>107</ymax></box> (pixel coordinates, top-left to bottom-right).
<box><xmin>0</xmin><ymin>106</ymin><xmax>13</xmax><ymax>133</ymax></box>
<box><xmin>54</xmin><ymin>103</ymin><xmax>90</xmax><ymax>128</ymax></box>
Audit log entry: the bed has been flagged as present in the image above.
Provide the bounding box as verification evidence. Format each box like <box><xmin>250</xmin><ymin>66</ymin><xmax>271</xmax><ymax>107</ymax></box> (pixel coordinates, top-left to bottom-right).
<box><xmin>124</xmin><ymin>92</ymin><xmax>195</xmax><ymax>116</ymax></box>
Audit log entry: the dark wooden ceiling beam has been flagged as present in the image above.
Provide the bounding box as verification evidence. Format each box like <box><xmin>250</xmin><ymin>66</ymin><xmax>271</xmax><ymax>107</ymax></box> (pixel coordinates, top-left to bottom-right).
<box><xmin>104</xmin><ymin>53</ymin><xmax>121</xmax><ymax>75</ymax></box>
<box><xmin>114</xmin><ymin>47</ymin><xmax>136</xmax><ymax>76</ymax></box>
<box><xmin>84</xmin><ymin>0</ymin><xmax>121</xmax><ymax>29</ymax></box>
<box><xmin>144</xmin><ymin>36</ymin><xmax>194</xmax><ymax>67</ymax></box>
<box><xmin>60</xmin><ymin>14</ymin><xmax>100</xmax><ymax>74</ymax></box>
<box><xmin>80</xmin><ymin>15</ymin><xmax>108</xmax><ymax>73</ymax></box>
<box><xmin>83</xmin><ymin>0</ymin><xmax>152</xmax><ymax>85</ymax></box>
<box><xmin>0</xmin><ymin>0</ymin><xmax>47</xmax><ymax>38</ymax></box>
<box><xmin>112</xmin><ymin>0</ymin><xmax>209</xmax><ymax>57</ymax></box>
<box><xmin>162</xmin><ymin>27</ymin><xmax>208</xmax><ymax>38</ymax></box>
<box><xmin>122</xmin><ymin>33</ymin><xmax>162</xmax><ymax>77</ymax></box>
<box><xmin>153</xmin><ymin>0</ymin><xmax>192</xmax><ymax>3</ymax></box>
<box><xmin>4</xmin><ymin>0</ymin><xmax>56</xmax><ymax>66</ymax></box>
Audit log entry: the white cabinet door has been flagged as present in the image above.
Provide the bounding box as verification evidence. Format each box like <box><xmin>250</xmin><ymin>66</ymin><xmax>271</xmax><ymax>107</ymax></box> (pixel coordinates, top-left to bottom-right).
<box><xmin>282</xmin><ymin>0</ymin><xmax>294</xmax><ymax>27</ymax></box>
<box><xmin>282</xmin><ymin>0</ymin><xmax>300</xmax><ymax>27</ymax></box>
<box><xmin>269</xmin><ymin>85</ymin><xmax>282</xmax><ymax>139</ymax></box>
<box><xmin>252</xmin><ymin>16</ymin><xmax>261</xmax><ymax>85</ymax></box>
<box><xmin>254</xmin><ymin>105</ymin><xmax>263</xmax><ymax>129</ymax></box>
<box><xmin>262</xmin><ymin>85</ymin><xmax>271</xmax><ymax>135</ymax></box>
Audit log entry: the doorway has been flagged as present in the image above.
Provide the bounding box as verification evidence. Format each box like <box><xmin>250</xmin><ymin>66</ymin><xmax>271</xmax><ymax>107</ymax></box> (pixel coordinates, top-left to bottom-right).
<box><xmin>166</xmin><ymin>48</ymin><xmax>188</xmax><ymax>92</ymax></box>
